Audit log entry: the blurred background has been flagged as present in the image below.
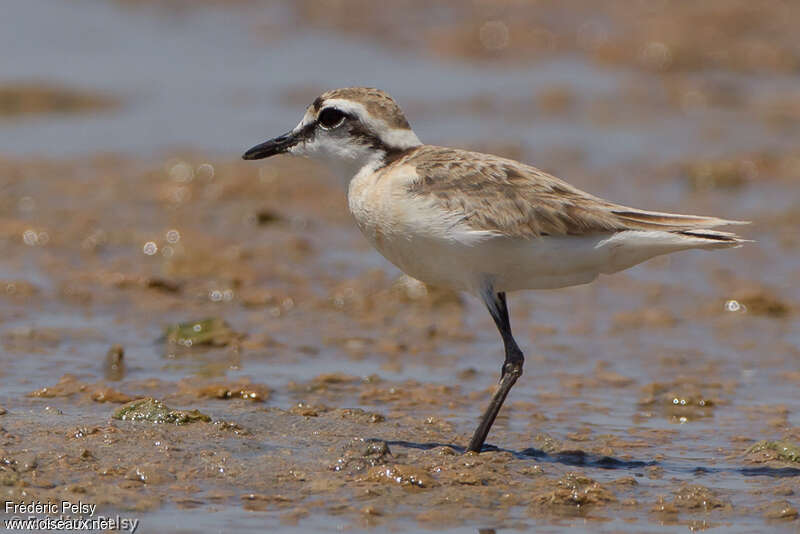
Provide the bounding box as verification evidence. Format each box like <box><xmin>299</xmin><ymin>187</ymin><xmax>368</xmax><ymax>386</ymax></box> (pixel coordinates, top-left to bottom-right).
<box><xmin>5</xmin><ymin>0</ymin><xmax>800</xmax><ymax>162</ymax></box>
<box><xmin>1</xmin><ymin>0</ymin><xmax>799</xmax><ymax>531</ymax></box>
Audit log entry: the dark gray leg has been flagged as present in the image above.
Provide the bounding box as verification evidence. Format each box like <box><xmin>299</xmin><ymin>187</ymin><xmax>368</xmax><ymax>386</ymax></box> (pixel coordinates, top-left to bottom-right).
<box><xmin>466</xmin><ymin>288</ymin><xmax>525</xmax><ymax>453</ymax></box>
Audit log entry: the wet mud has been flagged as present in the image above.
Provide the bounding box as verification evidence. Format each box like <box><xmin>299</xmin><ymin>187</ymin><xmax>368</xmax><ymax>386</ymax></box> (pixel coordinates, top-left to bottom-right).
<box><xmin>0</xmin><ymin>144</ymin><xmax>797</xmax><ymax>530</ymax></box>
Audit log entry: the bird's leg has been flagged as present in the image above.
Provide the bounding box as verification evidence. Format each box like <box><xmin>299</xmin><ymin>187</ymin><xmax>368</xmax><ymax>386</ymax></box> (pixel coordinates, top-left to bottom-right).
<box><xmin>466</xmin><ymin>289</ymin><xmax>525</xmax><ymax>453</ymax></box>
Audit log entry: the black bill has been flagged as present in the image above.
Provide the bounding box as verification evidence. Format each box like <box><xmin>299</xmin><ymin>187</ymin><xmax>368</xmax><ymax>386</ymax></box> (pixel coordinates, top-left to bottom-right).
<box><xmin>242</xmin><ymin>131</ymin><xmax>299</xmax><ymax>160</ymax></box>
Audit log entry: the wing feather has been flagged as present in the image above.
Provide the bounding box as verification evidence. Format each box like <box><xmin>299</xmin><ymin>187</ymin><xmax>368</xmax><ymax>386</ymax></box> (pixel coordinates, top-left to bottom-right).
<box><xmin>401</xmin><ymin>146</ymin><xmax>748</xmax><ymax>239</ymax></box>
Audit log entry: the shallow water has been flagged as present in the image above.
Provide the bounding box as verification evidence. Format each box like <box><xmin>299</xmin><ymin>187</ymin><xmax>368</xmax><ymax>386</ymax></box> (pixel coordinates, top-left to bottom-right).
<box><xmin>1</xmin><ymin>1</ymin><xmax>799</xmax><ymax>532</ymax></box>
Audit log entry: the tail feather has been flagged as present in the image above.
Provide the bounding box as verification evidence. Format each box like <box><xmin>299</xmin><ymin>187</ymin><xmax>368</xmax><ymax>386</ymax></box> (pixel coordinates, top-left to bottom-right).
<box><xmin>672</xmin><ymin>228</ymin><xmax>751</xmax><ymax>249</ymax></box>
<box><xmin>611</xmin><ymin>208</ymin><xmax>749</xmax><ymax>231</ymax></box>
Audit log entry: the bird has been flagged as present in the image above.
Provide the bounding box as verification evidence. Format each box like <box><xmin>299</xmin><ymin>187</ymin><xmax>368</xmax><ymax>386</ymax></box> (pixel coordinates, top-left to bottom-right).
<box><xmin>243</xmin><ymin>87</ymin><xmax>748</xmax><ymax>453</ymax></box>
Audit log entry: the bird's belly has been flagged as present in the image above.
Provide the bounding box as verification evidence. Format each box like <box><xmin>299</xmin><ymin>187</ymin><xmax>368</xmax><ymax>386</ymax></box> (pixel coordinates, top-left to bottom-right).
<box><xmin>441</xmin><ymin>232</ymin><xmax>691</xmax><ymax>292</ymax></box>
<box><xmin>355</xmin><ymin>228</ymin><xmax>671</xmax><ymax>295</ymax></box>
<box><xmin>354</xmin><ymin>227</ymin><xmax>600</xmax><ymax>294</ymax></box>
<box><xmin>369</xmin><ymin>231</ymin><xmax>475</xmax><ymax>290</ymax></box>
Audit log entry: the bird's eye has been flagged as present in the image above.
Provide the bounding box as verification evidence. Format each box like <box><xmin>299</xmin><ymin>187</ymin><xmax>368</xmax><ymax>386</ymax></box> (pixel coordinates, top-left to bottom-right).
<box><xmin>318</xmin><ymin>108</ymin><xmax>346</xmax><ymax>129</ymax></box>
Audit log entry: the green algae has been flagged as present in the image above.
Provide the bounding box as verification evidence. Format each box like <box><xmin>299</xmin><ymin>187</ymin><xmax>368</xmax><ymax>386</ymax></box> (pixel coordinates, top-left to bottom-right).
<box><xmin>746</xmin><ymin>440</ymin><xmax>800</xmax><ymax>463</ymax></box>
<box><xmin>113</xmin><ymin>398</ymin><xmax>211</xmax><ymax>424</ymax></box>
<box><xmin>164</xmin><ymin>318</ymin><xmax>240</xmax><ymax>348</ymax></box>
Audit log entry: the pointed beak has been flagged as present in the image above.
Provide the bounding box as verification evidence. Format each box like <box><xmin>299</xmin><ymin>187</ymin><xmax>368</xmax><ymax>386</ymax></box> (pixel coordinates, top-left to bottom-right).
<box><xmin>242</xmin><ymin>131</ymin><xmax>300</xmax><ymax>160</ymax></box>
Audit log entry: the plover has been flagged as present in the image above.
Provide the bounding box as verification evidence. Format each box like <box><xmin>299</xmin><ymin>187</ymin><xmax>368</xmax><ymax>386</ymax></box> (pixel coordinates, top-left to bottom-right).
<box><xmin>243</xmin><ymin>87</ymin><xmax>747</xmax><ymax>453</ymax></box>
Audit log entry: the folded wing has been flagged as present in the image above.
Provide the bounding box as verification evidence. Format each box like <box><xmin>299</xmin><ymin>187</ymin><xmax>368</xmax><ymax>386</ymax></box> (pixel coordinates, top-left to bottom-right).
<box><xmin>404</xmin><ymin>146</ymin><xmax>748</xmax><ymax>245</ymax></box>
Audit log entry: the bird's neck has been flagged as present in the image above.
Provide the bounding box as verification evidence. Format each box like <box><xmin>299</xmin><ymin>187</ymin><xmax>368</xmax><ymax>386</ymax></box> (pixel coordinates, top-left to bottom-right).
<box><xmin>332</xmin><ymin>143</ymin><xmax>421</xmax><ymax>185</ymax></box>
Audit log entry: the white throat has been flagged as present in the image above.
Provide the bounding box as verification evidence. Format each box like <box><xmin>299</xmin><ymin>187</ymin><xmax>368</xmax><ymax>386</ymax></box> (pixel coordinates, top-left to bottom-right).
<box><xmin>290</xmin><ymin>137</ymin><xmax>386</xmax><ymax>184</ymax></box>
<box><xmin>326</xmin><ymin>149</ymin><xmax>386</xmax><ymax>185</ymax></box>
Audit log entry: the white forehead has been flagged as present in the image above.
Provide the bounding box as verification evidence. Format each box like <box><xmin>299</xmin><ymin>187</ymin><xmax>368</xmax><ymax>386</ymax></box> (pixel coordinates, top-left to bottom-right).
<box><xmin>293</xmin><ymin>98</ymin><xmax>421</xmax><ymax>150</ymax></box>
<box><xmin>294</xmin><ymin>109</ymin><xmax>315</xmax><ymax>132</ymax></box>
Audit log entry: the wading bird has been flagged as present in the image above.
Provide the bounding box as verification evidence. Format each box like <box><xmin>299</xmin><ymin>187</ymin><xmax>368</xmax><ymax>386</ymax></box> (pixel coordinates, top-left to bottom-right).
<box><xmin>243</xmin><ymin>87</ymin><xmax>747</xmax><ymax>452</ymax></box>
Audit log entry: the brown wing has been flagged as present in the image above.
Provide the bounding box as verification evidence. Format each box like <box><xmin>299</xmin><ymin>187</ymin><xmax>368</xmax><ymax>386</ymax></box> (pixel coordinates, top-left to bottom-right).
<box><xmin>403</xmin><ymin>146</ymin><xmax>745</xmax><ymax>239</ymax></box>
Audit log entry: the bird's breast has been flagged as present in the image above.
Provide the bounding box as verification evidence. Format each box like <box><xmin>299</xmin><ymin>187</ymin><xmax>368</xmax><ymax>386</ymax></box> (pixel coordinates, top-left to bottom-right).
<box><xmin>347</xmin><ymin>163</ymin><xmax>415</xmax><ymax>248</ymax></box>
<box><xmin>346</xmin><ymin>164</ymin><xmax>485</xmax><ymax>291</ymax></box>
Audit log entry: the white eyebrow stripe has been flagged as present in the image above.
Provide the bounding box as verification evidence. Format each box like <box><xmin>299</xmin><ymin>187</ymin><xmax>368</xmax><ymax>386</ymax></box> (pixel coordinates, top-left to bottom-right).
<box><xmin>320</xmin><ymin>99</ymin><xmax>370</xmax><ymax>119</ymax></box>
<box><xmin>320</xmin><ymin>98</ymin><xmax>421</xmax><ymax>150</ymax></box>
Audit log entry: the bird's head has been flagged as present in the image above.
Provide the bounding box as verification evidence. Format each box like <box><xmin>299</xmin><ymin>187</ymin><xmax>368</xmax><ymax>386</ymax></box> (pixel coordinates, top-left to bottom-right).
<box><xmin>243</xmin><ymin>87</ymin><xmax>421</xmax><ymax>178</ymax></box>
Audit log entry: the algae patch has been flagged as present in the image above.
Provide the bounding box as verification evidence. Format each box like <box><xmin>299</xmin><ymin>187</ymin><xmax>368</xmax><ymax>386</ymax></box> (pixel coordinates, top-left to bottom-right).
<box><xmin>746</xmin><ymin>440</ymin><xmax>800</xmax><ymax>463</ymax></box>
<box><xmin>112</xmin><ymin>398</ymin><xmax>211</xmax><ymax>424</ymax></box>
<box><xmin>165</xmin><ymin>318</ymin><xmax>241</xmax><ymax>348</ymax></box>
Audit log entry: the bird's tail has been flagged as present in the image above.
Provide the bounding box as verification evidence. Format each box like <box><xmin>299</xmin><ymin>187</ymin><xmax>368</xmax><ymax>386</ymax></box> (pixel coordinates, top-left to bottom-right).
<box><xmin>607</xmin><ymin>207</ymin><xmax>750</xmax><ymax>249</ymax></box>
<box><xmin>672</xmin><ymin>228</ymin><xmax>751</xmax><ymax>249</ymax></box>
<box><xmin>611</xmin><ymin>208</ymin><xmax>748</xmax><ymax>230</ymax></box>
